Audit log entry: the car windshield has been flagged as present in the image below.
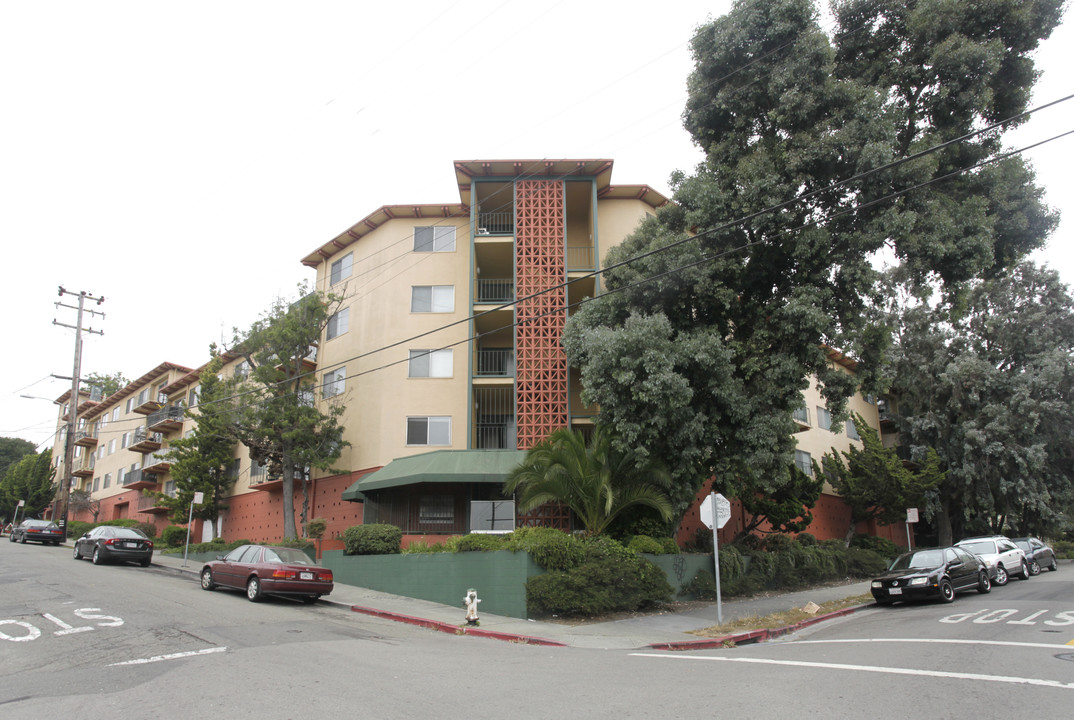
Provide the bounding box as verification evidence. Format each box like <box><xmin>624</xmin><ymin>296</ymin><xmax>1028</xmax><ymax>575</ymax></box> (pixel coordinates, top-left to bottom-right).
<box><xmin>890</xmin><ymin>550</ymin><xmax>943</xmax><ymax>570</ymax></box>
<box><xmin>958</xmin><ymin>541</ymin><xmax>996</xmax><ymax>555</ymax></box>
<box><xmin>264</xmin><ymin>548</ymin><xmax>313</xmax><ymax>565</ymax></box>
<box><xmin>1014</xmin><ymin>540</ymin><xmax>1031</xmax><ymax>552</ymax></box>
<box><xmin>112</xmin><ymin>528</ymin><xmax>147</xmax><ymax>539</ymax></box>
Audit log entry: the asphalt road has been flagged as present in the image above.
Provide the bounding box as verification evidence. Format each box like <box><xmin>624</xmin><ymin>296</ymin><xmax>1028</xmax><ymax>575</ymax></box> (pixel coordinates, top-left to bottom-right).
<box><xmin>3</xmin><ymin>541</ymin><xmax>1072</xmax><ymax>719</ymax></box>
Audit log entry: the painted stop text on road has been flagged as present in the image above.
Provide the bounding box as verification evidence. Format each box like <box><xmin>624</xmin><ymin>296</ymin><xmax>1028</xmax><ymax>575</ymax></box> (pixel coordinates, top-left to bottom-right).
<box><xmin>940</xmin><ymin>608</ymin><xmax>1074</xmax><ymax>625</ymax></box>
<box><xmin>0</xmin><ymin>608</ymin><xmax>123</xmax><ymax>642</ymax></box>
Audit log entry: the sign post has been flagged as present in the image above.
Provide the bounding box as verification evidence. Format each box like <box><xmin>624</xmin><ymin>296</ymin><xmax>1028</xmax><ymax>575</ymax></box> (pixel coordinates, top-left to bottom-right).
<box><xmin>182</xmin><ymin>491</ymin><xmax>205</xmax><ymax>568</ymax></box>
<box><xmin>905</xmin><ymin>507</ymin><xmax>918</xmax><ymax>550</ymax></box>
<box><xmin>700</xmin><ymin>492</ymin><xmax>732</xmax><ymax>625</ymax></box>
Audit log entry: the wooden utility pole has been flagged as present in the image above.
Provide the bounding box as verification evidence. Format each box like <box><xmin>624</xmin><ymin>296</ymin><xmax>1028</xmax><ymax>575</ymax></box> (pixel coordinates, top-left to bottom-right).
<box><xmin>53</xmin><ymin>287</ymin><xmax>104</xmax><ymax>541</ymax></box>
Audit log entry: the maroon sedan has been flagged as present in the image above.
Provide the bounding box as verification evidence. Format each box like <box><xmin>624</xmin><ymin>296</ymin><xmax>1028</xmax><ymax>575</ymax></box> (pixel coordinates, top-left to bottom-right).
<box><xmin>200</xmin><ymin>544</ymin><xmax>333</xmax><ymax>603</ymax></box>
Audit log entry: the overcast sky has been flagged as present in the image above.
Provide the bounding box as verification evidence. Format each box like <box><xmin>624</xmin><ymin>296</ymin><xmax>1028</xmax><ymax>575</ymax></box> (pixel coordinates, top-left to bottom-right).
<box><xmin>2</xmin><ymin>0</ymin><xmax>1072</xmax><ymax>450</ymax></box>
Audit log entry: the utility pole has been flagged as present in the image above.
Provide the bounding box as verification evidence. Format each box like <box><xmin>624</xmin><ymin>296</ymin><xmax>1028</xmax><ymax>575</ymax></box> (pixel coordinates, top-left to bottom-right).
<box><xmin>53</xmin><ymin>287</ymin><xmax>105</xmax><ymax>541</ymax></box>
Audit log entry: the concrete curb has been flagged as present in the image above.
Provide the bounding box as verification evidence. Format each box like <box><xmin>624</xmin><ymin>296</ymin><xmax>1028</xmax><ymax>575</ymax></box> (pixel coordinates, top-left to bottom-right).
<box><xmin>646</xmin><ymin>604</ymin><xmax>871</xmax><ymax>651</ymax></box>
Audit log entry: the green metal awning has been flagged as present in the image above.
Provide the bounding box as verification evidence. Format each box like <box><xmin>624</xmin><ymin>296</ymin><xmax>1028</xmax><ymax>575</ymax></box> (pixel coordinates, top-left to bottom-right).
<box><xmin>341</xmin><ymin>449</ymin><xmax>528</xmax><ymax>501</ymax></box>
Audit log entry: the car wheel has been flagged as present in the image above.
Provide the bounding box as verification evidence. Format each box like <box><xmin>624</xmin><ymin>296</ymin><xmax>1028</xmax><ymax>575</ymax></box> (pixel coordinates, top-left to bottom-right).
<box><xmin>1049</xmin><ymin>557</ymin><xmax>1059</xmax><ymax>572</ymax></box>
<box><xmin>19</xmin><ymin>534</ymin><xmax>26</xmax><ymax>544</ymax></box>
<box><xmin>303</xmin><ymin>595</ymin><xmax>320</xmax><ymax>604</ymax></box>
<box><xmin>8</xmin><ymin>534</ymin><xmax>14</xmax><ymax>542</ymax></box>
<box><xmin>92</xmin><ymin>547</ymin><xmax>103</xmax><ymax>565</ymax></box>
<box><xmin>939</xmin><ymin>579</ymin><xmax>955</xmax><ymax>603</ymax></box>
<box><xmin>140</xmin><ymin>558</ymin><xmax>151</xmax><ymax>568</ymax></box>
<box><xmin>73</xmin><ymin>544</ymin><xmax>81</xmax><ymax>560</ymax></box>
<box><xmin>1029</xmin><ymin>560</ymin><xmax>1041</xmax><ymax>576</ymax></box>
<box><xmin>976</xmin><ymin>570</ymin><xmax>991</xmax><ymax>594</ymax></box>
<box><xmin>246</xmin><ymin>576</ymin><xmax>264</xmax><ymax>602</ymax></box>
<box><xmin>875</xmin><ymin>599</ymin><xmax>894</xmax><ymax>607</ymax></box>
<box><xmin>1018</xmin><ymin>560</ymin><xmax>1031</xmax><ymax>580</ymax></box>
<box><xmin>200</xmin><ymin>568</ymin><xmax>216</xmax><ymax>591</ymax></box>
<box><xmin>993</xmin><ymin>565</ymin><xmax>1009</xmax><ymax>586</ymax></box>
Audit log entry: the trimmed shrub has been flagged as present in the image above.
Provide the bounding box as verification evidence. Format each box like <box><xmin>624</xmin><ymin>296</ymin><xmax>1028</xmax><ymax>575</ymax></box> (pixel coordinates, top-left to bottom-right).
<box><xmin>850</xmin><ymin>533</ymin><xmax>899</xmax><ymax>558</ymax></box>
<box><xmin>161</xmin><ymin>525</ymin><xmax>188</xmax><ymax>548</ymax></box>
<box><xmin>278</xmin><ymin>537</ymin><xmax>317</xmax><ymax>555</ymax></box>
<box><xmin>505</xmin><ymin>527</ymin><xmax>585</xmax><ymax>571</ymax></box>
<box><xmin>627</xmin><ymin>535</ymin><xmax>665</xmax><ymax>554</ymax></box>
<box><xmin>682</xmin><ymin>569</ymin><xmax>718</xmax><ymax>600</ymax></box>
<box><xmin>1053</xmin><ymin>540</ymin><xmax>1074</xmax><ymax>559</ymax></box>
<box><xmin>343</xmin><ymin>524</ymin><xmax>402</xmax><ymax>555</ymax></box>
<box><xmin>658</xmin><ymin>537</ymin><xmax>681</xmax><ymax>554</ymax></box>
<box><xmin>455</xmin><ymin>533</ymin><xmax>507</xmax><ymax>552</ymax></box>
<box><xmin>65</xmin><ymin>520</ymin><xmax>94</xmax><ymax>540</ymax></box>
<box><xmin>526</xmin><ymin>549</ymin><xmax>673</xmax><ymax>617</ymax></box>
<box><xmin>306</xmin><ymin>517</ymin><xmax>328</xmax><ymax>540</ymax></box>
<box><xmin>795</xmin><ymin>532</ymin><xmax>818</xmax><ymax>546</ymax></box>
<box><xmin>763</xmin><ymin>533</ymin><xmax>793</xmax><ymax>552</ymax></box>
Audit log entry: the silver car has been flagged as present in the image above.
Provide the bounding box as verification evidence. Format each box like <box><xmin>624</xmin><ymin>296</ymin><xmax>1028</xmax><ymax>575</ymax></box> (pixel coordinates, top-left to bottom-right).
<box><xmin>955</xmin><ymin>536</ymin><xmax>1030</xmax><ymax>585</ymax></box>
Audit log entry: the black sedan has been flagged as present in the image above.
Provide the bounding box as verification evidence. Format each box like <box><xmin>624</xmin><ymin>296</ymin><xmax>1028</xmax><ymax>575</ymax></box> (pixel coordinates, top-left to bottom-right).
<box><xmin>10</xmin><ymin>519</ymin><xmax>63</xmax><ymax>545</ymax></box>
<box><xmin>200</xmin><ymin>544</ymin><xmax>333</xmax><ymax>603</ymax></box>
<box><xmin>73</xmin><ymin>526</ymin><xmax>154</xmax><ymax>566</ymax></box>
<box><xmin>871</xmin><ymin>546</ymin><xmax>991</xmax><ymax>605</ymax></box>
<box><xmin>1011</xmin><ymin>537</ymin><xmax>1059</xmax><ymax>575</ymax></box>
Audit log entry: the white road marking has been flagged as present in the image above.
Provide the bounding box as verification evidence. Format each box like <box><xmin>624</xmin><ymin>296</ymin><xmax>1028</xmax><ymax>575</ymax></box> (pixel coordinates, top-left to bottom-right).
<box><xmin>108</xmin><ymin>647</ymin><xmax>228</xmax><ymax>666</ymax></box>
<box><xmin>789</xmin><ymin>637</ymin><xmax>1073</xmax><ymax>650</ymax></box>
<box><xmin>631</xmin><ymin>653</ymin><xmax>1074</xmax><ymax>690</ymax></box>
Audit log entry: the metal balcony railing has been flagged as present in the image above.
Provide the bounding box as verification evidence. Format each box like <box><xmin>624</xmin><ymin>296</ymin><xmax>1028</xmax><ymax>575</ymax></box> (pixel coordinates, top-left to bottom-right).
<box><xmin>475</xmin><ymin>349</ymin><xmax>515</xmax><ymax>377</ymax></box>
<box><xmin>476</xmin><ymin>279</ymin><xmax>514</xmax><ymax>303</ymax></box>
<box><xmin>475</xmin><ymin>421</ymin><xmax>517</xmax><ymax>449</ymax></box>
<box><xmin>566</xmin><ymin>246</ymin><xmax>595</xmax><ymax>269</ymax></box>
<box><xmin>477</xmin><ymin>212</ymin><xmax>514</xmax><ymax>235</ymax></box>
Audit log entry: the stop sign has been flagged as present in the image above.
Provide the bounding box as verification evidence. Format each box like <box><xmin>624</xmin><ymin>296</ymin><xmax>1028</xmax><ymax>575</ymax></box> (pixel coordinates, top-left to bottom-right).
<box><xmin>700</xmin><ymin>492</ymin><xmax>731</xmax><ymax>530</ymax></box>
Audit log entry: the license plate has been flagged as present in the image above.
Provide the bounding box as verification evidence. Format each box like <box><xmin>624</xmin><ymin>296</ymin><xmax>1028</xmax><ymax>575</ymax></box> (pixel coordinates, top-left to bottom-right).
<box><xmin>888</xmin><ymin>587</ymin><xmax>902</xmax><ymax>595</ymax></box>
<box><xmin>125</xmin><ymin>542</ymin><xmax>138</xmax><ymax>548</ymax></box>
<box><xmin>300</xmin><ymin>572</ymin><xmax>314</xmax><ymax>580</ymax></box>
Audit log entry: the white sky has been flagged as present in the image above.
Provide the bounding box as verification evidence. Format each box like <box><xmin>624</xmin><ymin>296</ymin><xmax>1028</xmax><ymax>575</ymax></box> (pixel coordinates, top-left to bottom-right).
<box><xmin>2</xmin><ymin>0</ymin><xmax>1072</xmax><ymax>450</ymax></box>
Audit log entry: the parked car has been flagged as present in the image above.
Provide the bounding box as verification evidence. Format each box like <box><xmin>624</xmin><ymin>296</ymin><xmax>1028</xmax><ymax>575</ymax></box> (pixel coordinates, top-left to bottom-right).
<box><xmin>1011</xmin><ymin>537</ymin><xmax>1059</xmax><ymax>575</ymax></box>
<box><xmin>9</xmin><ymin>519</ymin><xmax>63</xmax><ymax>545</ymax></box>
<box><xmin>200</xmin><ymin>544</ymin><xmax>334</xmax><ymax>603</ymax></box>
<box><xmin>871</xmin><ymin>546</ymin><xmax>991</xmax><ymax>605</ymax></box>
<box><xmin>955</xmin><ymin>535</ymin><xmax>1030</xmax><ymax>585</ymax></box>
<box><xmin>73</xmin><ymin>526</ymin><xmax>154</xmax><ymax>566</ymax></box>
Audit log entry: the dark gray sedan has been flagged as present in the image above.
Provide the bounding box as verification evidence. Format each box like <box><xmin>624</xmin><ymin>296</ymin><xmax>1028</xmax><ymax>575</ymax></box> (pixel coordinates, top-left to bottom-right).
<box><xmin>1012</xmin><ymin>537</ymin><xmax>1059</xmax><ymax>575</ymax></box>
<box><xmin>73</xmin><ymin>526</ymin><xmax>154</xmax><ymax>566</ymax></box>
<box><xmin>10</xmin><ymin>519</ymin><xmax>63</xmax><ymax>545</ymax></box>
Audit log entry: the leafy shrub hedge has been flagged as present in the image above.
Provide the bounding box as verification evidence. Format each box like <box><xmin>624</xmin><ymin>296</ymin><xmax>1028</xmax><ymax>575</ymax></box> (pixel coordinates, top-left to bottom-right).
<box><xmin>65</xmin><ymin>520</ymin><xmax>94</xmax><ymax>539</ymax></box>
<box><xmin>343</xmin><ymin>524</ymin><xmax>402</xmax><ymax>555</ymax></box>
<box><xmin>850</xmin><ymin>533</ymin><xmax>899</xmax><ymax>559</ymax></box>
<box><xmin>504</xmin><ymin>526</ymin><xmax>585</xmax><ymax>571</ymax></box>
<box><xmin>162</xmin><ymin>525</ymin><xmax>188</xmax><ymax>548</ymax></box>
<box><xmin>454</xmin><ymin>533</ymin><xmax>506</xmax><ymax>552</ymax></box>
<box><xmin>65</xmin><ymin>519</ymin><xmax>157</xmax><ymax>541</ymax></box>
<box><xmin>1053</xmin><ymin>540</ymin><xmax>1074</xmax><ymax>559</ymax></box>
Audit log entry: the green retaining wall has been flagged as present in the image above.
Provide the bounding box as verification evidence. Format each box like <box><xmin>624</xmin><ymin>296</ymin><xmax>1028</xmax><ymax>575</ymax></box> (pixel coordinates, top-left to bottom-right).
<box><xmin>321</xmin><ymin>549</ymin><xmax>543</xmax><ymax>619</ymax></box>
<box><xmin>643</xmin><ymin>553</ymin><xmax>718</xmax><ymax>598</ymax></box>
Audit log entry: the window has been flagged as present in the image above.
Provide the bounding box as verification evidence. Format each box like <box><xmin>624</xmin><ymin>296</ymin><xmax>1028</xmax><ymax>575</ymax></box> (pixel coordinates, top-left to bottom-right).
<box><xmin>112</xmin><ymin>407</ymin><xmax>120</xmax><ymax>422</ymax></box>
<box><xmin>793</xmin><ymin>406</ymin><xmax>810</xmax><ymax>425</ymax></box>
<box><xmin>411</xmin><ymin>285</ymin><xmax>454</xmax><ymax>313</ymax></box>
<box><xmin>125</xmin><ymin>398</ymin><xmax>134</xmax><ymax>413</ymax></box>
<box><xmin>118</xmin><ymin>467</ymin><xmax>125</xmax><ymax>485</ymax></box>
<box><xmin>98</xmin><ymin>446</ymin><xmax>105</xmax><ymax>460</ymax></box>
<box><xmin>817</xmin><ymin>406</ymin><xmax>831</xmax><ymax>431</ymax></box>
<box><xmin>794</xmin><ymin>449</ymin><xmax>813</xmax><ymax>476</ymax></box>
<box><xmin>327</xmin><ymin>307</ymin><xmax>350</xmax><ymax>340</ymax></box>
<box><xmin>407</xmin><ymin>416</ymin><xmax>451</xmax><ymax>446</ymax></box>
<box><xmin>846</xmin><ymin>417</ymin><xmax>860</xmax><ymax>441</ymax></box>
<box><xmin>419</xmin><ymin>495</ymin><xmax>454</xmax><ymax>524</ymax></box>
<box><xmin>189</xmin><ymin>387</ymin><xmax>199</xmax><ymax>407</ymax></box>
<box><xmin>121</xmin><ymin>432</ymin><xmax>131</xmax><ymax>449</ymax></box>
<box><xmin>103</xmin><ymin>472</ymin><xmax>111</xmax><ymax>489</ymax></box>
<box><xmin>330</xmin><ymin>252</ymin><xmax>353</xmax><ymax>285</ymax></box>
<box><xmin>108</xmin><ymin>439</ymin><xmax>116</xmax><ymax>455</ymax></box>
<box><xmin>234</xmin><ymin>361</ymin><xmax>250</xmax><ymax>379</ymax></box>
<box><xmin>322</xmin><ymin>367</ymin><xmax>346</xmax><ymax>399</ymax></box>
<box><xmin>409</xmin><ymin>349</ymin><xmax>453</xmax><ymax>378</ymax></box>
<box><xmin>413</xmin><ymin>226</ymin><xmax>455</xmax><ymax>253</ymax></box>
<box><xmin>470</xmin><ymin>500</ymin><xmax>515</xmax><ymax>532</ymax></box>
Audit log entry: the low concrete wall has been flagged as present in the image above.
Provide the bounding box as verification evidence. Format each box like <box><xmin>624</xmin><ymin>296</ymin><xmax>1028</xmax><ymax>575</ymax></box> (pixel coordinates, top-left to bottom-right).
<box><xmin>644</xmin><ymin>553</ymin><xmax>718</xmax><ymax>598</ymax></box>
<box><xmin>321</xmin><ymin>549</ymin><xmax>543</xmax><ymax>619</ymax></box>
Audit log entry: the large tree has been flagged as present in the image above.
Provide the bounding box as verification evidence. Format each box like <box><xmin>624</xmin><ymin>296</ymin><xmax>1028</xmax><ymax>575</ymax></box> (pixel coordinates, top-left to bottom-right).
<box><xmin>820</xmin><ymin>414</ymin><xmax>942</xmax><ymax>545</ymax></box>
<box><xmin>226</xmin><ymin>286</ymin><xmax>348</xmax><ymax>539</ymax></box>
<box><xmin>562</xmin><ymin>0</ymin><xmax>1059</xmax><ymax>522</ymax></box>
<box><xmin>886</xmin><ymin>262</ymin><xmax>1074</xmax><ymax>544</ymax></box>
<box><xmin>504</xmin><ymin>425</ymin><xmax>673</xmax><ymax>536</ymax></box>
<box><xmin>156</xmin><ymin>354</ymin><xmax>238</xmax><ymax>530</ymax></box>
<box><xmin>84</xmin><ymin>371</ymin><xmax>129</xmax><ymax>398</ymax></box>
<box><xmin>0</xmin><ymin>437</ymin><xmax>36</xmax><ymax>479</ymax></box>
<box><xmin>0</xmin><ymin>449</ymin><xmax>54</xmax><ymax>522</ymax></box>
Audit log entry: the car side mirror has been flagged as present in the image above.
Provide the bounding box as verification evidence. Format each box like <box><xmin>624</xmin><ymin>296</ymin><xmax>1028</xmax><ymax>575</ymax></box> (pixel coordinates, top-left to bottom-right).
<box><xmin>216</xmin><ymin>555</ymin><xmax>225</xmax><ymax>561</ymax></box>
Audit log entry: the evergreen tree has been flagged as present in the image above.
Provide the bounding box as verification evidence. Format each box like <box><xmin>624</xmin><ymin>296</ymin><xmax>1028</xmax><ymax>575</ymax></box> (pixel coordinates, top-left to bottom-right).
<box><xmin>0</xmin><ymin>450</ymin><xmax>55</xmax><ymax>521</ymax></box>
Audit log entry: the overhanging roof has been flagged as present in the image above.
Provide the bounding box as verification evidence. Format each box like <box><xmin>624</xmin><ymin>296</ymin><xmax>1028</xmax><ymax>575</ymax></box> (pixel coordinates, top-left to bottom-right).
<box><xmin>341</xmin><ymin>449</ymin><xmax>528</xmax><ymax>501</ymax></box>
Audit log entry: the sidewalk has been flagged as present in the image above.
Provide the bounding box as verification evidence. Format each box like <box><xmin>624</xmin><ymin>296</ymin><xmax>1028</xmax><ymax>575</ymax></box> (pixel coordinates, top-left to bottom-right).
<box><xmin>149</xmin><ymin>551</ymin><xmax>873</xmax><ymax>650</ymax></box>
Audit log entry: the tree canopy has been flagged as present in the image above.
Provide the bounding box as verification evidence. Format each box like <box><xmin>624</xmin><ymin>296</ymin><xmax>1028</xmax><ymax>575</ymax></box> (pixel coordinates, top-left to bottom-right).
<box><xmin>0</xmin><ymin>437</ymin><xmax>37</xmax><ymax>479</ymax></box>
<box><xmin>886</xmin><ymin>262</ymin><xmax>1074</xmax><ymax>543</ymax></box>
<box><xmin>0</xmin><ymin>450</ymin><xmax>54</xmax><ymax>523</ymax></box>
<box><xmin>226</xmin><ymin>285</ymin><xmax>348</xmax><ymax>539</ymax></box>
<box><xmin>562</xmin><ymin>0</ymin><xmax>1060</xmax><ymax>526</ymax></box>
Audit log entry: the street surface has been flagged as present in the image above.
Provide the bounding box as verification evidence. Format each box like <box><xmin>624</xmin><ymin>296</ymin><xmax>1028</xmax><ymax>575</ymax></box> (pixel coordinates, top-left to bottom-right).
<box><xmin>3</xmin><ymin>541</ymin><xmax>1072</xmax><ymax>718</ymax></box>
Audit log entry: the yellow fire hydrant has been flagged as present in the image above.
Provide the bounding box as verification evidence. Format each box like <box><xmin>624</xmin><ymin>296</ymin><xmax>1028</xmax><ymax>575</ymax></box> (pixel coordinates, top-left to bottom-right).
<box><xmin>464</xmin><ymin>588</ymin><xmax>481</xmax><ymax>625</ymax></box>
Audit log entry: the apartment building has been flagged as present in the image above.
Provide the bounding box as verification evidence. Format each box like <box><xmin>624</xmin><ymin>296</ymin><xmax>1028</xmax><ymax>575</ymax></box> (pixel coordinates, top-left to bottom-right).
<box><xmin>51</xmin><ymin>158</ymin><xmax>903</xmax><ymax>548</ymax></box>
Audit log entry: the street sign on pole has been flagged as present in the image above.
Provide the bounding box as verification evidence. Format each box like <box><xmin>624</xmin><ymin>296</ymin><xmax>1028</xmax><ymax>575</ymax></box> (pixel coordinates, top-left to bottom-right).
<box><xmin>700</xmin><ymin>492</ymin><xmax>731</xmax><ymax>625</ymax></box>
<box><xmin>905</xmin><ymin>507</ymin><xmax>918</xmax><ymax>550</ymax></box>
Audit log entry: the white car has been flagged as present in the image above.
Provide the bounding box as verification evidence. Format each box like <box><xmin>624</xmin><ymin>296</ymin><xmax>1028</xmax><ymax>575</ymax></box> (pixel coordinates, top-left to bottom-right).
<box><xmin>955</xmin><ymin>536</ymin><xmax>1030</xmax><ymax>585</ymax></box>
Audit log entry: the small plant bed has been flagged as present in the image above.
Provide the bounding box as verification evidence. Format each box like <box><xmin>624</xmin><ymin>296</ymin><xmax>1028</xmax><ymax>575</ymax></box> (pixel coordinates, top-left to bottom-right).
<box><xmin>687</xmin><ymin>593</ymin><xmax>872</xmax><ymax>638</ymax></box>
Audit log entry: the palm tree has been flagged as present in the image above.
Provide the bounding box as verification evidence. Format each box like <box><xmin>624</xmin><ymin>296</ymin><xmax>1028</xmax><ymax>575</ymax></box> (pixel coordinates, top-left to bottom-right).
<box><xmin>504</xmin><ymin>425</ymin><xmax>673</xmax><ymax>536</ymax></box>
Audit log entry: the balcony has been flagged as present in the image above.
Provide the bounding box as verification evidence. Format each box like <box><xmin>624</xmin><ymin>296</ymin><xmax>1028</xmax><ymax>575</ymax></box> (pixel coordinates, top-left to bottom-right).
<box><xmin>133</xmin><ymin>391</ymin><xmax>165</xmax><ymax>415</ymax></box>
<box><xmin>566</xmin><ymin>245</ymin><xmax>595</xmax><ymax>270</ymax></box>
<box><xmin>72</xmin><ymin>464</ymin><xmax>95</xmax><ymax>479</ymax></box>
<box><xmin>136</xmin><ymin>492</ymin><xmax>173</xmax><ymax>515</ymax></box>
<box><xmin>147</xmin><ymin>405</ymin><xmax>184</xmax><ymax>433</ymax></box>
<box><xmin>250</xmin><ymin>468</ymin><xmax>305</xmax><ymax>492</ymax></box>
<box><xmin>475</xmin><ymin>348</ymin><xmax>515</xmax><ymax>378</ymax></box>
<box><xmin>477</xmin><ymin>211</ymin><xmax>514</xmax><ymax>235</ymax></box>
<box><xmin>73</xmin><ymin>428</ymin><xmax>98</xmax><ymax>448</ymax></box>
<box><xmin>143</xmin><ymin>452</ymin><xmax>172</xmax><ymax>475</ymax></box>
<box><xmin>122</xmin><ymin>468</ymin><xmax>158</xmax><ymax>490</ymax></box>
<box><xmin>476</xmin><ymin>279</ymin><xmax>514</xmax><ymax>304</ymax></box>
<box><xmin>129</xmin><ymin>427</ymin><xmax>163</xmax><ymax>453</ymax></box>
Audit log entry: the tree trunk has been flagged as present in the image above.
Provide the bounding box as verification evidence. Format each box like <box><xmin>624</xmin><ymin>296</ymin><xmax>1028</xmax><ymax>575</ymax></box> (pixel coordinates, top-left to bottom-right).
<box><xmin>281</xmin><ymin>446</ymin><xmax>297</xmax><ymax>539</ymax></box>
<box><xmin>844</xmin><ymin>519</ymin><xmax>857</xmax><ymax>548</ymax></box>
<box><xmin>936</xmin><ymin>501</ymin><xmax>954</xmax><ymax>547</ymax></box>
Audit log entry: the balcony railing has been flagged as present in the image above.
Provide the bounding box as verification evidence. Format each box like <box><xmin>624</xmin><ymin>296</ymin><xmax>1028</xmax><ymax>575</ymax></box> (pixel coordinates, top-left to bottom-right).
<box><xmin>566</xmin><ymin>246</ymin><xmax>595</xmax><ymax>270</ymax></box>
<box><xmin>147</xmin><ymin>405</ymin><xmax>184</xmax><ymax>431</ymax></box>
<box><xmin>477</xmin><ymin>212</ymin><xmax>514</xmax><ymax>235</ymax></box>
<box><xmin>74</xmin><ymin>428</ymin><xmax>99</xmax><ymax>447</ymax></box>
<box><xmin>475</xmin><ymin>348</ymin><xmax>515</xmax><ymax>377</ymax></box>
<box><xmin>475</xmin><ymin>421</ymin><xmax>517</xmax><ymax>449</ymax></box>
<box><xmin>476</xmin><ymin>279</ymin><xmax>514</xmax><ymax>303</ymax></box>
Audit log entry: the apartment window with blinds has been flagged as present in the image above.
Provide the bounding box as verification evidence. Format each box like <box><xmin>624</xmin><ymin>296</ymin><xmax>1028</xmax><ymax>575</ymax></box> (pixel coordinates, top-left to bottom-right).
<box><xmin>411</xmin><ymin>285</ymin><xmax>454</xmax><ymax>313</ymax></box>
<box><xmin>817</xmin><ymin>406</ymin><xmax>832</xmax><ymax>431</ymax></box>
<box><xmin>846</xmin><ymin>417</ymin><xmax>861</xmax><ymax>441</ymax></box>
<box><xmin>407</xmin><ymin>416</ymin><xmax>451</xmax><ymax>446</ymax></box>
<box><xmin>330</xmin><ymin>252</ymin><xmax>353</xmax><ymax>285</ymax></box>
<box><xmin>794</xmin><ymin>450</ymin><xmax>813</xmax><ymax>476</ymax></box>
<box><xmin>322</xmin><ymin>367</ymin><xmax>346</xmax><ymax>399</ymax></box>
<box><xmin>327</xmin><ymin>307</ymin><xmax>350</xmax><ymax>340</ymax></box>
<box><xmin>419</xmin><ymin>495</ymin><xmax>454</xmax><ymax>525</ymax></box>
<box><xmin>413</xmin><ymin>226</ymin><xmax>455</xmax><ymax>253</ymax></box>
<box><xmin>408</xmin><ymin>349</ymin><xmax>453</xmax><ymax>378</ymax></box>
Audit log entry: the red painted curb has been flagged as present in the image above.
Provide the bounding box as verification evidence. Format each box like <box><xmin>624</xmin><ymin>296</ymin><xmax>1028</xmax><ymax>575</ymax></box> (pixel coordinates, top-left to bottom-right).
<box><xmin>350</xmin><ymin>606</ymin><xmax>568</xmax><ymax>646</ymax></box>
